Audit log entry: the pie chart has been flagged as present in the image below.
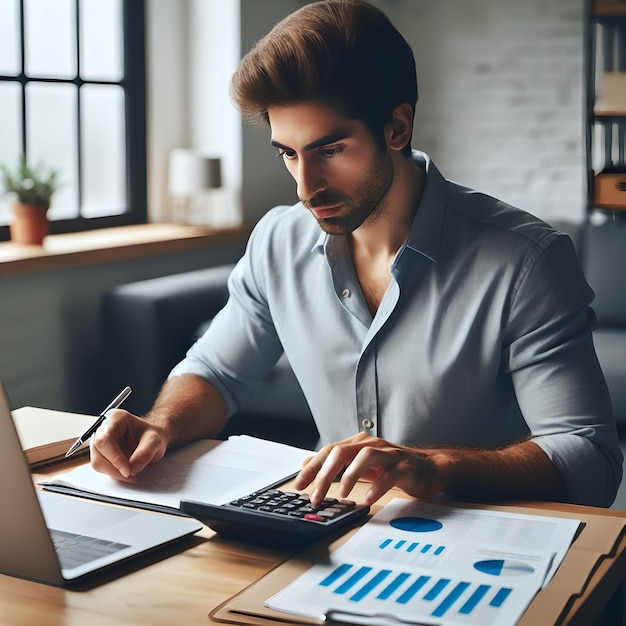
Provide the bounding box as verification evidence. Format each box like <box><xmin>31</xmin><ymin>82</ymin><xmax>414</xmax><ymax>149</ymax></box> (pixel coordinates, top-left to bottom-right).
<box><xmin>389</xmin><ymin>517</ymin><xmax>443</xmax><ymax>532</ymax></box>
<box><xmin>473</xmin><ymin>559</ymin><xmax>535</xmax><ymax>577</ymax></box>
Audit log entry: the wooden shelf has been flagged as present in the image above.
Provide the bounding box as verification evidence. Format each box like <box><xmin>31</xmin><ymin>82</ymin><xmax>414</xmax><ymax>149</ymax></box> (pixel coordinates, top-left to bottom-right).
<box><xmin>0</xmin><ymin>223</ymin><xmax>250</xmax><ymax>277</ymax></box>
<box><xmin>593</xmin><ymin>110</ymin><xmax>626</xmax><ymax>118</ymax></box>
<box><xmin>593</xmin><ymin>0</ymin><xmax>626</xmax><ymax>15</ymax></box>
<box><xmin>585</xmin><ymin>4</ymin><xmax>626</xmax><ymax>212</ymax></box>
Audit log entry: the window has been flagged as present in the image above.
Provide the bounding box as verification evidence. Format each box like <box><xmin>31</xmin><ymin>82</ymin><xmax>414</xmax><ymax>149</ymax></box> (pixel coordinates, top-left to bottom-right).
<box><xmin>0</xmin><ymin>0</ymin><xmax>146</xmax><ymax>241</ymax></box>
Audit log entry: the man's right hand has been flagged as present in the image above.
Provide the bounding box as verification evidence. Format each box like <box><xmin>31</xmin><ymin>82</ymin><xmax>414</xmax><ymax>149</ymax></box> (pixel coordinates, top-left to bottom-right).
<box><xmin>90</xmin><ymin>409</ymin><xmax>168</xmax><ymax>481</ymax></box>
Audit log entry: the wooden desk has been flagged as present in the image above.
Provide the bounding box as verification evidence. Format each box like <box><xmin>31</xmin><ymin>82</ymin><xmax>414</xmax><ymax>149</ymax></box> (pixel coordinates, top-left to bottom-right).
<box><xmin>0</xmin><ymin>465</ymin><xmax>625</xmax><ymax>625</ymax></box>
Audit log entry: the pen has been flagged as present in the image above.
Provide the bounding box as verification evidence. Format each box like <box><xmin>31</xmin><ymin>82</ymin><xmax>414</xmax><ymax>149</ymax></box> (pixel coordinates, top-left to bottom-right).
<box><xmin>65</xmin><ymin>386</ymin><xmax>132</xmax><ymax>458</ymax></box>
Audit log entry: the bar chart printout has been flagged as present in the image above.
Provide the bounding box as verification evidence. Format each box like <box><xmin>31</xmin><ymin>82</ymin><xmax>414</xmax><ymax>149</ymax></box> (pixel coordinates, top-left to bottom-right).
<box><xmin>266</xmin><ymin>498</ymin><xmax>581</xmax><ymax>626</ymax></box>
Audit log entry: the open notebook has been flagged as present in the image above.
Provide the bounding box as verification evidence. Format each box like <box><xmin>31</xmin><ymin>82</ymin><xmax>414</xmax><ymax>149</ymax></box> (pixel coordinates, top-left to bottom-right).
<box><xmin>0</xmin><ymin>382</ymin><xmax>202</xmax><ymax>586</ymax></box>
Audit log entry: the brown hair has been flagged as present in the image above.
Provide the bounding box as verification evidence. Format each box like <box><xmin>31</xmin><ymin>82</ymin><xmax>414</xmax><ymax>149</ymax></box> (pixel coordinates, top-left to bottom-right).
<box><xmin>231</xmin><ymin>0</ymin><xmax>418</xmax><ymax>155</ymax></box>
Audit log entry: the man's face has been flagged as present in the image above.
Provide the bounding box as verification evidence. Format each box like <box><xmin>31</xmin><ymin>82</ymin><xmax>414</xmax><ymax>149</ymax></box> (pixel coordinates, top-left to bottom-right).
<box><xmin>268</xmin><ymin>103</ymin><xmax>394</xmax><ymax>235</ymax></box>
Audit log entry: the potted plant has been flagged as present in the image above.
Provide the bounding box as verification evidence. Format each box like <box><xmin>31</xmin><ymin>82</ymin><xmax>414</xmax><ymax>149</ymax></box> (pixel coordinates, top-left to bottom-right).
<box><xmin>1</xmin><ymin>155</ymin><xmax>59</xmax><ymax>245</ymax></box>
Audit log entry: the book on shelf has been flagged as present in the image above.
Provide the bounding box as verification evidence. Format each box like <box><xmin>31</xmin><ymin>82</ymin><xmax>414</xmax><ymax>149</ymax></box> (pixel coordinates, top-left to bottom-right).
<box><xmin>13</xmin><ymin>406</ymin><xmax>96</xmax><ymax>468</ymax></box>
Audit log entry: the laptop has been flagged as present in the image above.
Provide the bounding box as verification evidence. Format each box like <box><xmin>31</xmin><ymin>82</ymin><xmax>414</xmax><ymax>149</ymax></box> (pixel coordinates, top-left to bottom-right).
<box><xmin>0</xmin><ymin>383</ymin><xmax>202</xmax><ymax>586</ymax></box>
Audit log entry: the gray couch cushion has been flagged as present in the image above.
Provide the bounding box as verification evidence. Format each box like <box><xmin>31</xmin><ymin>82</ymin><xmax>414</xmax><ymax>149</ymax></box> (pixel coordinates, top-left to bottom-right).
<box><xmin>102</xmin><ymin>266</ymin><xmax>234</xmax><ymax>416</ymax></box>
<box><xmin>594</xmin><ymin>328</ymin><xmax>626</xmax><ymax>424</ymax></box>
<box><xmin>581</xmin><ymin>217</ymin><xmax>626</xmax><ymax>327</ymax></box>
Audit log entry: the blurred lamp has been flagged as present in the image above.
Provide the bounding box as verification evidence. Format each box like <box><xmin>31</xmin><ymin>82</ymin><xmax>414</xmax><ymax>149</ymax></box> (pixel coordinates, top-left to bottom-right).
<box><xmin>168</xmin><ymin>149</ymin><xmax>222</xmax><ymax>224</ymax></box>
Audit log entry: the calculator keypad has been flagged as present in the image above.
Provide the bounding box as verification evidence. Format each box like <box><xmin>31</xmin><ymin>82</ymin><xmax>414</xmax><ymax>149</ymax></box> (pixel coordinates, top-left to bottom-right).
<box><xmin>228</xmin><ymin>488</ymin><xmax>357</xmax><ymax>523</ymax></box>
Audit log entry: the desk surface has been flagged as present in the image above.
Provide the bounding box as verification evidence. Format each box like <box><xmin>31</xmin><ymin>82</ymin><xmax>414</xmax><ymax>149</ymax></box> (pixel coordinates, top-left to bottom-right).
<box><xmin>1</xmin><ymin>463</ymin><xmax>625</xmax><ymax>626</ymax></box>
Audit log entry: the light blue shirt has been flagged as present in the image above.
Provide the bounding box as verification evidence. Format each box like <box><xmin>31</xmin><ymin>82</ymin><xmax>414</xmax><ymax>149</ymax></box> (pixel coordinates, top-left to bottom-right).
<box><xmin>172</xmin><ymin>151</ymin><xmax>623</xmax><ymax>507</ymax></box>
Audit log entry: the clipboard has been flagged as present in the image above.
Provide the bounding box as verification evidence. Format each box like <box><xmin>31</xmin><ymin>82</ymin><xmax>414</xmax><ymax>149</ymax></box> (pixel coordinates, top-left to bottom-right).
<box><xmin>208</xmin><ymin>501</ymin><xmax>626</xmax><ymax>626</ymax></box>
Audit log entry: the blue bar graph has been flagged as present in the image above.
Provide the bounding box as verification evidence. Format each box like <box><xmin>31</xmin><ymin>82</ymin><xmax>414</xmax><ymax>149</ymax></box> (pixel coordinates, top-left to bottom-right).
<box><xmin>376</xmin><ymin>572</ymin><xmax>411</xmax><ymax>600</ymax></box>
<box><xmin>317</xmin><ymin>563</ymin><xmax>515</xmax><ymax>619</ymax></box>
<box><xmin>350</xmin><ymin>569</ymin><xmax>392</xmax><ymax>602</ymax></box>
<box><xmin>459</xmin><ymin>584</ymin><xmax>491</xmax><ymax>614</ymax></box>
<box><xmin>432</xmin><ymin>581</ymin><xmax>471</xmax><ymax>618</ymax></box>
<box><xmin>299</xmin><ymin>505</ymin><xmax>546</xmax><ymax>626</ymax></box>
<box><xmin>335</xmin><ymin>566</ymin><xmax>372</xmax><ymax>595</ymax></box>
<box><xmin>396</xmin><ymin>575</ymin><xmax>430</xmax><ymax>604</ymax></box>
<box><xmin>423</xmin><ymin>578</ymin><xmax>451</xmax><ymax>601</ymax></box>
<box><xmin>376</xmin><ymin>537</ymin><xmax>445</xmax><ymax>558</ymax></box>
<box><xmin>491</xmin><ymin>587</ymin><xmax>512</xmax><ymax>608</ymax></box>
<box><xmin>320</xmin><ymin>563</ymin><xmax>353</xmax><ymax>587</ymax></box>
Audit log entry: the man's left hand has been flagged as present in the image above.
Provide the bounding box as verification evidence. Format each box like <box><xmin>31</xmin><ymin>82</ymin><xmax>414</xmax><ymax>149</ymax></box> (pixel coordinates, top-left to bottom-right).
<box><xmin>293</xmin><ymin>432</ymin><xmax>450</xmax><ymax>505</ymax></box>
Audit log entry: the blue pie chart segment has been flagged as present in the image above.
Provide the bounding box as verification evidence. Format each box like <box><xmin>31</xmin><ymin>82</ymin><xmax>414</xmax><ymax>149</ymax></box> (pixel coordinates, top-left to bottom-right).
<box><xmin>474</xmin><ymin>559</ymin><xmax>535</xmax><ymax>577</ymax></box>
<box><xmin>389</xmin><ymin>517</ymin><xmax>443</xmax><ymax>532</ymax></box>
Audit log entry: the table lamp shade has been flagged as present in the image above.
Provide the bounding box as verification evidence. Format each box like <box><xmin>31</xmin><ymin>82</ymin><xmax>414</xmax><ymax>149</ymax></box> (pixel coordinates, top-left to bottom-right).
<box><xmin>169</xmin><ymin>150</ymin><xmax>222</xmax><ymax>196</ymax></box>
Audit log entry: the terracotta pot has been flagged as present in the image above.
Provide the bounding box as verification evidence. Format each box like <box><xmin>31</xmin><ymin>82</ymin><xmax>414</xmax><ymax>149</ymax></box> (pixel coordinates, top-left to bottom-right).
<box><xmin>10</xmin><ymin>202</ymin><xmax>50</xmax><ymax>245</ymax></box>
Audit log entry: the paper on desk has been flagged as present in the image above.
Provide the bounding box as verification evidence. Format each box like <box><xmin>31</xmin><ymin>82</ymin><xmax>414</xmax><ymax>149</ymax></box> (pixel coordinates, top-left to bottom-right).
<box><xmin>41</xmin><ymin>435</ymin><xmax>313</xmax><ymax>512</ymax></box>
<box><xmin>266</xmin><ymin>498</ymin><xmax>581</xmax><ymax>626</ymax></box>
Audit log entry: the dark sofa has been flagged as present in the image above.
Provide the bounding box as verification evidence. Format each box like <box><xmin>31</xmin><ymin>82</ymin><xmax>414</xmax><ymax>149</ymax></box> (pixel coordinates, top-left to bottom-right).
<box><xmin>579</xmin><ymin>215</ymin><xmax>626</xmax><ymax>427</ymax></box>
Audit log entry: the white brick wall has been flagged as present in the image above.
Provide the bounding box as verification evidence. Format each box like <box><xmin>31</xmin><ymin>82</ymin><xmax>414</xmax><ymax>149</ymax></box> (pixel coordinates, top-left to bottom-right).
<box><xmin>379</xmin><ymin>0</ymin><xmax>586</xmax><ymax>225</ymax></box>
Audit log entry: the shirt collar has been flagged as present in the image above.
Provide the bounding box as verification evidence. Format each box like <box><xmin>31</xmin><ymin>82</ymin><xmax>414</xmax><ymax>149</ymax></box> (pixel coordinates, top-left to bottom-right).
<box><xmin>313</xmin><ymin>229</ymin><xmax>326</xmax><ymax>253</ymax></box>
<box><xmin>402</xmin><ymin>150</ymin><xmax>447</xmax><ymax>264</ymax></box>
<box><xmin>311</xmin><ymin>150</ymin><xmax>448</xmax><ymax>262</ymax></box>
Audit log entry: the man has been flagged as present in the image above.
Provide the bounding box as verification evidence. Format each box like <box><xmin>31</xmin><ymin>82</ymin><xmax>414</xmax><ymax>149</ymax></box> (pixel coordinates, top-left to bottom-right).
<box><xmin>92</xmin><ymin>0</ymin><xmax>622</xmax><ymax>508</ymax></box>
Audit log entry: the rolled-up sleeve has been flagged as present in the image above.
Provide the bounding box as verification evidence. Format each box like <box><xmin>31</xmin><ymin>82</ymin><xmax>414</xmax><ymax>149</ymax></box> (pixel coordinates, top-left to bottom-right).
<box><xmin>505</xmin><ymin>232</ymin><xmax>623</xmax><ymax>506</ymax></box>
<box><xmin>169</xmin><ymin>216</ymin><xmax>284</xmax><ymax>416</ymax></box>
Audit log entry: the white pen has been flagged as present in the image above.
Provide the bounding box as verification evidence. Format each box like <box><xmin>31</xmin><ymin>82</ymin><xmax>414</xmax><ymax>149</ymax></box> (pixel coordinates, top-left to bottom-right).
<box><xmin>65</xmin><ymin>386</ymin><xmax>132</xmax><ymax>458</ymax></box>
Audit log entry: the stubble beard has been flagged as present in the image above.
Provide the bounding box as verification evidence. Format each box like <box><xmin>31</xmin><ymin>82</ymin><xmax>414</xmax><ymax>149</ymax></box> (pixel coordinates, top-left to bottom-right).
<box><xmin>305</xmin><ymin>149</ymin><xmax>394</xmax><ymax>236</ymax></box>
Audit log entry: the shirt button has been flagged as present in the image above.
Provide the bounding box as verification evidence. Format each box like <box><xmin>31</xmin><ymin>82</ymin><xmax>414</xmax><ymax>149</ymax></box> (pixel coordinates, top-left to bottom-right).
<box><xmin>342</xmin><ymin>288</ymin><xmax>351</xmax><ymax>298</ymax></box>
<box><xmin>361</xmin><ymin>418</ymin><xmax>374</xmax><ymax>430</ymax></box>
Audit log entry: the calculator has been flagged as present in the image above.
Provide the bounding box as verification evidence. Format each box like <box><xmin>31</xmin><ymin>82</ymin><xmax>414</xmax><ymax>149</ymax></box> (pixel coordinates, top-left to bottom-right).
<box><xmin>180</xmin><ymin>487</ymin><xmax>370</xmax><ymax>545</ymax></box>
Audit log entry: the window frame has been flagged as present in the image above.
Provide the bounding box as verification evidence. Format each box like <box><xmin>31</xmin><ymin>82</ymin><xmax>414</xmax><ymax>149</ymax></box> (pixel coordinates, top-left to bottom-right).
<box><xmin>0</xmin><ymin>0</ymin><xmax>147</xmax><ymax>241</ymax></box>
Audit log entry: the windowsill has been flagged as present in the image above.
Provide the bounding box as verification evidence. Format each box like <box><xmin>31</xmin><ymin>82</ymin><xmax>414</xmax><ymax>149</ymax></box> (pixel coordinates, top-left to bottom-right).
<box><xmin>0</xmin><ymin>223</ymin><xmax>251</xmax><ymax>277</ymax></box>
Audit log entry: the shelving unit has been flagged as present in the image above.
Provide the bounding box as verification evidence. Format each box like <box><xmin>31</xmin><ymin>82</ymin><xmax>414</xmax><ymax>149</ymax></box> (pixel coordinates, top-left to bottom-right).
<box><xmin>584</xmin><ymin>0</ymin><xmax>626</xmax><ymax>214</ymax></box>
<box><xmin>580</xmin><ymin>3</ymin><xmax>626</xmax><ymax>434</ymax></box>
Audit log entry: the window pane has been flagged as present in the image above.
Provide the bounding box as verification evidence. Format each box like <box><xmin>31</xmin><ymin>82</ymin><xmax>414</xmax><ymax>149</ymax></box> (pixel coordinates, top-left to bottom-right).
<box><xmin>0</xmin><ymin>83</ymin><xmax>22</xmax><ymax>225</ymax></box>
<box><xmin>80</xmin><ymin>0</ymin><xmax>123</xmax><ymax>81</ymax></box>
<box><xmin>26</xmin><ymin>82</ymin><xmax>78</xmax><ymax>218</ymax></box>
<box><xmin>24</xmin><ymin>0</ymin><xmax>76</xmax><ymax>79</ymax></box>
<box><xmin>0</xmin><ymin>0</ymin><xmax>20</xmax><ymax>75</ymax></box>
<box><xmin>81</xmin><ymin>84</ymin><xmax>126</xmax><ymax>217</ymax></box>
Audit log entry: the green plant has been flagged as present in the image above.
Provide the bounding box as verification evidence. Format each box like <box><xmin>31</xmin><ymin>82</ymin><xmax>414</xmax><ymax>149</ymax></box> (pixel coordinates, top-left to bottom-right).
<box><xmin>0</xmin><ymin>155</ymin><xmax>59</xmax><ymax>207</ymax></box>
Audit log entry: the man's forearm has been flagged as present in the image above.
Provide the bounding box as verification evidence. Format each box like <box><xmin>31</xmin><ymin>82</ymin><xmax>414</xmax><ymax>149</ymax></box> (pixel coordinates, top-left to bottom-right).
<box><xmin>438</xmin><ymin>439</ymin><xmax>567</xmax><ymax>502</ymax></box>
<box><xmin>144</xmin><ymin>373</ymin><xmax>228</xmax><ymax>449</ymax></box>
<box><xmin>297</xmin><ymin>432</ymin><xmax>569</xmax><ymax>506</ymax></box>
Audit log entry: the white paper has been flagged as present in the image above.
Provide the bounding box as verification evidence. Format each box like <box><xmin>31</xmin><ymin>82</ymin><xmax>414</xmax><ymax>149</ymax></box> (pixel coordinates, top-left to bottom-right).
<box><xmin>41</xmin><ymin>435</ymin><xmax>313</xmax><ymax>509</ymax></box>
<box><xmin>266</xmin><ymin>498</ymin><xmax>581</xmax><ymax>626</ymax></box>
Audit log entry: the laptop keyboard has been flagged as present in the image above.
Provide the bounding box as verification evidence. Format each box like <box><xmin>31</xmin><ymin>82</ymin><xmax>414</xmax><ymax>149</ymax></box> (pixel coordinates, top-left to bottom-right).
<box><xmin>50</xmin><ymin>528</ymin><xmax>130</xmax><ymax>569</ymax></box>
